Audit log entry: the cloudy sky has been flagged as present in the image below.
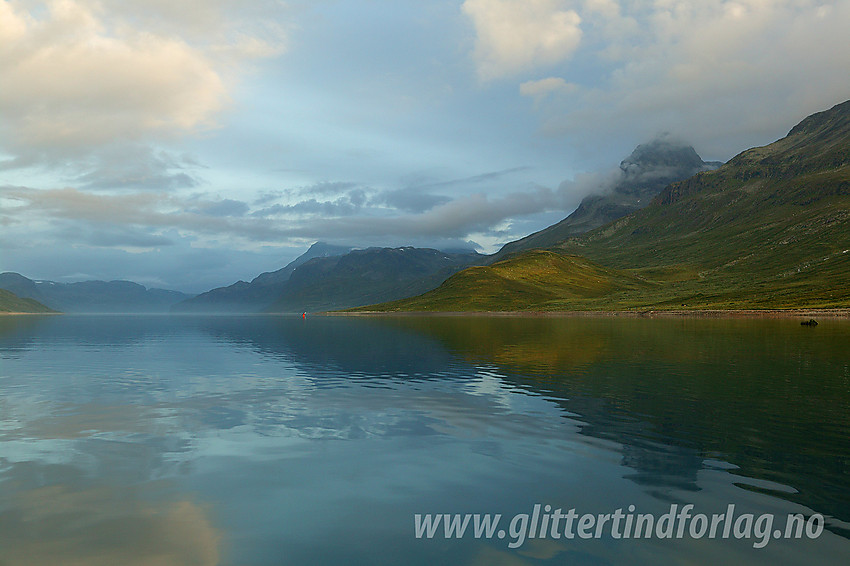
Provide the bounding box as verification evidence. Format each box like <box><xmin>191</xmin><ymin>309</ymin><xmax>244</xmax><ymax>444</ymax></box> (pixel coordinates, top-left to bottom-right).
<box><xmin>1</xmin><ymin>0</ymin><xmax>848</xmax><ymax>292</ymax></box>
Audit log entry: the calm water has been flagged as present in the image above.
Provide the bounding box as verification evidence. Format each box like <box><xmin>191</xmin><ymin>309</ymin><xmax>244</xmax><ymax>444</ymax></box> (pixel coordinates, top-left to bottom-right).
<box><xmin>0</xmin><ymin>314</ymin><xmax>848</xmax><ymax>565</ymax></box>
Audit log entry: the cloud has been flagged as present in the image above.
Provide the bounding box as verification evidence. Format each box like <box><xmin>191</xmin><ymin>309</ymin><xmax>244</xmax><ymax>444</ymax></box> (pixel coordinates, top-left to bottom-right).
<box><xmin>556</xmin><ymin>167</ymin><xmax>623</xmax><ymax>200</ymax></box>
<box><xmin>191</xmin><ymin>198</ymin><xmax>250</xmax><ymax>218</ymax></box>
<box><xmin>462</xmin><ymin>0</ymin><xmax>582</xmax><ymax>81</ymax></box>
<box><xmin>583</xmin><ymin>0</ymin><xmax>619</xmax><ymax>18</ymax></box>
<box><xmin>519</xmin><ymin>77</ymin><xmax>578</xmax><ymax>98</ymax></box>
<box><xmin>0</xmin><ymin>1</ymin><xmax>226</xmax><ymax>155</ymax></box>
<box><xmin>73</xmin><ymin>146</ymin><xmax>203</xmax><ymax>191</ymax></box>
<box><xmin>4</xmin><ymin>186</ymin><xmax>164</xmax><ymax>225</ymax></box>
<box><xmin>2</xmin><ymin>179</ymin><xmax>575</xmax><ymax>253</ymax></box>
<box><xmin>414</xmin><ymin>166</ymin><xmax>533</xmax><ymax>190</ymax></box>
<box><xmin>367</xmin><ymin>167</ymin><xmax>534</xmax><ymax>214</ymax></box>
<box><xmin>297</xmin><ymin>181</ymin><xmax>361</xmax><ymax>197</ymax></box>
<box><xmin>250</xmin><ymin>185</ymin><xmax>371</xmax><ymax>218</ymax></box>
<box><xmin>275</xmin><ymin>185</ymin><xmax>573</xmax><ymax>242</ymax></box>
<box><xmin>72</xmin><ymin>226</ymin><xmax>176</xmax><ymax>249</ymax></box>
<box><xmin>252</xmin><ymin>197</ymin><xmax>364</xmax><ymax>218</ymax></box>
<box><xmin>95</xmin><ymin>0</ymin><xmax>289</xmax><ymax>51</ymax></box>
<box><xmin>0</xmin><ymin>484</ymin><xmax>221</xmax><ymax>566</ymax></box>
<box><xmin>373</xmin><ymin>188</ymin><xmax>452</xmax><ymax>214</ymax></box>
<box><xmin>1</xmin><ymin>186</ymin><xmax>278</xmax><ymax>246</ymax></box>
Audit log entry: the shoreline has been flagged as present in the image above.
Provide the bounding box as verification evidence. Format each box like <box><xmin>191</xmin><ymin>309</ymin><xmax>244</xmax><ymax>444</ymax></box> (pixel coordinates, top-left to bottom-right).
<box><xmin>2</xmin><ymin>309</ymin><xmax>847</xmax><ymax>319</ymax></box>
<box><xmin>324</xmin><ymin>308</ymin><xmax>850</xmax><ymax>319</ymax></box>
<box><xmin>0</xmin><ymin>312</ymin><xmax>61</xmax><ymax>316</ymax></box>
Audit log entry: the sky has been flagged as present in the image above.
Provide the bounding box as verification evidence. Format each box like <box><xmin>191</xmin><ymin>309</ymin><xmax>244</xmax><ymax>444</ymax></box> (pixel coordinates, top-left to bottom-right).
<box><xmin>1</xmin><ymin>0</ymin><xmax>849</xmax><ymax>293</ymax></box>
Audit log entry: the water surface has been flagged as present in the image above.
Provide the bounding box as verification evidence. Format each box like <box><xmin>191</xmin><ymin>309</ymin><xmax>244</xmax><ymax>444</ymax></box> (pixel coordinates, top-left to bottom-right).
<box><xmin>0</xmin><ymin>314</ymin><xmax>848</xmax><ymax>565</ymax></box>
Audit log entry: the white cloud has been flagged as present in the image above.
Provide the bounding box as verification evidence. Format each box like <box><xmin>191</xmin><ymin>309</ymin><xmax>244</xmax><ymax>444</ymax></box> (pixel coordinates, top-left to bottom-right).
<box><xmin>462</xmin><ymin>0</ymin><xmax>582</xmax><ymax>81</ymax></box>
<box><xmin>0</xmin><ymin>0</ymin><xmax>286</xmax><ymax>163</ymax></box>
<box><xmin>0</xmin><ymin>1</ymin><xmax>28</xmax><ymax>43</ymax></box>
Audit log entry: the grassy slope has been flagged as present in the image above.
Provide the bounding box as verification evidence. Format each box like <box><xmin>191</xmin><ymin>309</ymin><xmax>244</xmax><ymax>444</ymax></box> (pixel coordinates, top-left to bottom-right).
<box><xmin>355</xmin><ymin>101</ymin><xmax>850</xmax><ymax>312</ymax></box>
<box><xmin>0</xmin><ymin>289</ymin><xmax>57</xmax><ymax>313</ymax></box>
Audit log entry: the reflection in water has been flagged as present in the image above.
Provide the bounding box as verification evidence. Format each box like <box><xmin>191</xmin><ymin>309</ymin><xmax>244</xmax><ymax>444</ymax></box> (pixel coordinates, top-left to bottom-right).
<box><xmin>188</xmin><ymin>315</ymin><xmax>850</xmax><ymax>531</ymax></box>
<box><xmin>362</xmin><ymin>316</ymin><xmax>850</xmax><ymax>528</ymax></box>
<box><xmin>1</xmin><ymin>314</ymin><xmax>849</xmax><ymax>565</ymax></box>
<box><xmin>0</xmin><ymin>474</ymin><xmax>220</xmax><ymax>566</ymax></box>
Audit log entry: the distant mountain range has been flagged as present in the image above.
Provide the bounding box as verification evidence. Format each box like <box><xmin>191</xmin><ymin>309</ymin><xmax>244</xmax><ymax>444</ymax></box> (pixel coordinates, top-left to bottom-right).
<box><xmin>359</xmin><ymin>99</ymin><xmax>850</xmax><ymax>312</ymax></box>
<box><xmin>173</xmin><ymin>243</ymin><xmax>483</xmax><ymax>313</ymax></box>
<box><xmin>266</xmin><ymin>247</ymin><xmax>483</xmax><ymax>312</ymax></box>
<box><xmin>173</xmin><ymin>242</ymin><xmax>354</xmax><ymax>312</ymax></box>
<box><xmin>0</xmin><ymin>273</ymin><xmax>190</xmax><ymax>313</ymax></box>
<box><xmin>0</xmin><ymin>241</ymin><xmax>482</xmax><ymax>314</ymax></box>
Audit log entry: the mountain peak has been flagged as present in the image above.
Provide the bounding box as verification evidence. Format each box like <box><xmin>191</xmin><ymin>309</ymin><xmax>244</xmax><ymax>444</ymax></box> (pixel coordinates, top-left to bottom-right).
<box><xmin>787</xmin><ymin>99</ymin><xmax>850</xmax><ymax>138</ymax></box>
<box><xmin>305</xmin><ymin>241</ymin><xmax>349</xmax><ymax>255</ymax></box>
<box><xmin>716</xmin><ymin>99</ymin><xmax>850</xmax><ymax>178</ymax></box>
<box><xmin>620</xmin><ymin>137</ymin><xmax>706</xmax><ymax>176</ymax></box>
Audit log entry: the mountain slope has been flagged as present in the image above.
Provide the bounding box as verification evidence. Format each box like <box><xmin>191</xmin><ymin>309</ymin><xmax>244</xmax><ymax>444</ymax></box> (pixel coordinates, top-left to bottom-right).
<box><xmin>173</xmin><ymin>242</ymin><xmax>353</xmax><ymax>312</ymax></box>
<box><xmin>251</xmin><ymin>242</ymin><xmax>354</xmax><ymax>286</ymax></box>
<box><xmin>492</xmin><ymin>138</ymin><xmax>720</xmax><ymax>261</ymax></box>
<box><xmin>268</xmin><ymin>247</ymin><xmax>483</xmax><ymax>312</ymax></box>
<box><xmin>0</xmin><ymin>289</ymin><xmax>57</xmax><ymax>313</ymax></box>
<box><xmin>0</xmin><ymin>273</ymin><xmax>189</xmax><ymax>313</ymax></box>
<box><xmin>359</xmin><ymin>100</ymin><xmax>850</xmax><ymax>312</ymax></box>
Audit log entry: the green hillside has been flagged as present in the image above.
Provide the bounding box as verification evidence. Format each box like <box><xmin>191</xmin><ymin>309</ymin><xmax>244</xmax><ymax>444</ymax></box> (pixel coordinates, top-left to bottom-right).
<box><xmin>369</xmin><ymin>251</ymin><xmax>654</xmax><ymax>311</ymax></box>
<box><xmin>0</xmin><ymin>289</ymin><xmax>57</xmax><ymax>314</ymax></box>
<box><xmin>355</xmin><ymin>100</ymin><xmax>850</xmax><ymax>312</ymax></box>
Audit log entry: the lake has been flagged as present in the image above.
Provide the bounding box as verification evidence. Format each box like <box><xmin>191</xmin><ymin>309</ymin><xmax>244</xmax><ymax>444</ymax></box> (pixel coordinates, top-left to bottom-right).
<box><xmin>1</xmin><ymin>314</ymin><xmax>848</xmax><ymax>565</ymax></box>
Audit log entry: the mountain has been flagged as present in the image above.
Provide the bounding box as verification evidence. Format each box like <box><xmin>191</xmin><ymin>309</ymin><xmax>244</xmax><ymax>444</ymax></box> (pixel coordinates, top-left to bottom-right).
<box><xmin>357</xmin><ymin>100</ymin><xmax>850</xmax><ymax>312</ymax></box>
<box><xmin>172</xmin><ymin>242</ymin><xmax>353</xmax><ymax>312</ymax></box>
<box><xmin>267</xmin><ymin>247</ymin><xmax>483</xmax><ymax>312</ymax></box>
<box><xmin>250</xmin><ymin>242</ymin><xmax>354</xmax><ymax>286</ymax></box>
<box><xmin>175</xmin><ymin>242</ymin><xmax>482</xmax><ymax>313</ymax></box>
<box><xmin>0</xmin><ymin>273</ymin><xmax>189</xmax><ymax>313</ymax></box>
<box><xmin>0</xmin><ymin>288</ymin><xmax>56</xmax><ymax>314</ymax></box>
<box><xmin>492</xmin><ymin>137</ymin><xmax>721</xmax><ymax>261</ymax></box>
<box><xmin>0</xmin><ymin>272</ymin><xmax>40</xmax><ymax>302</ymax></box>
